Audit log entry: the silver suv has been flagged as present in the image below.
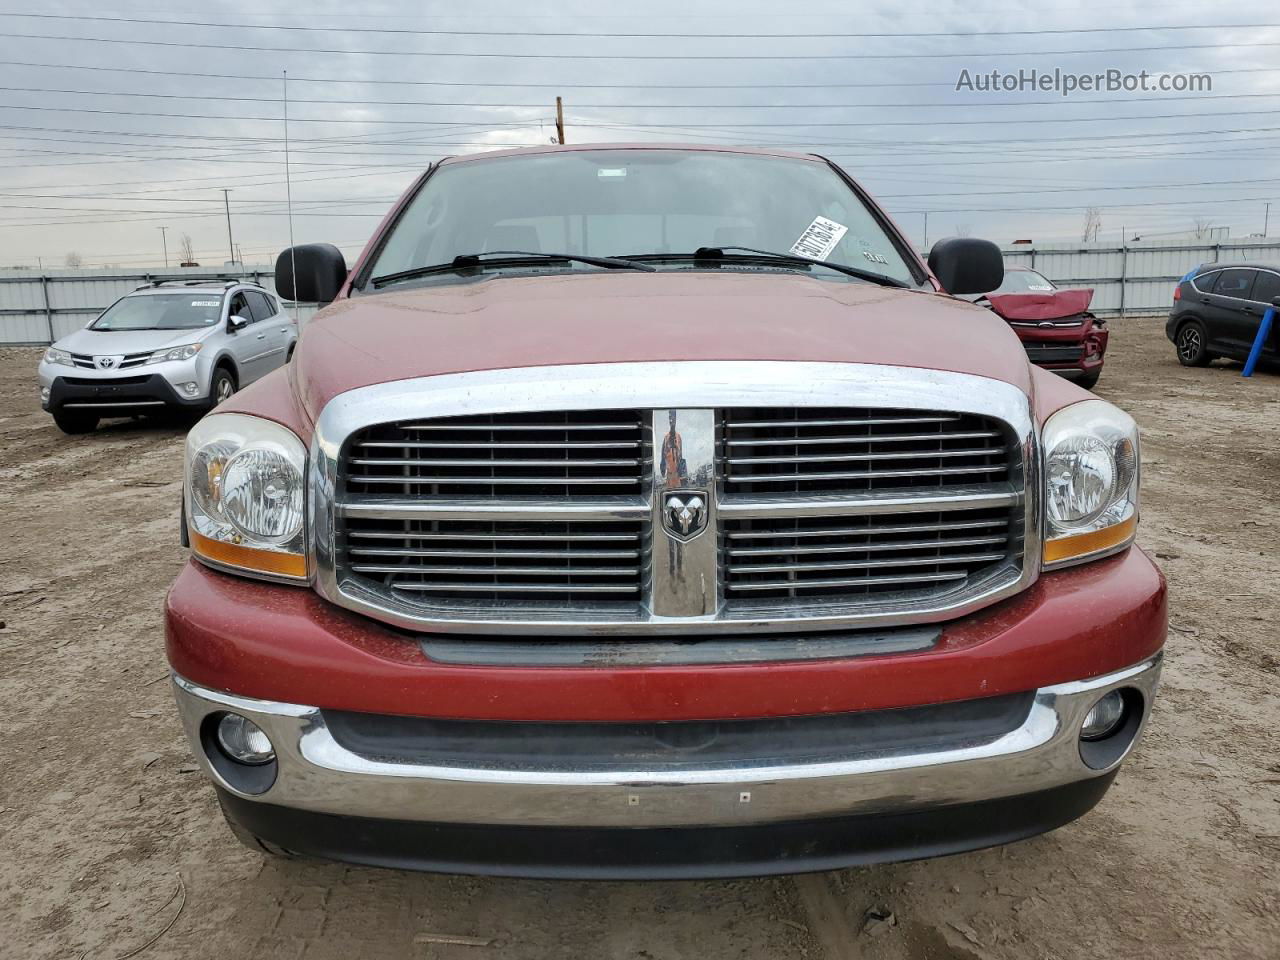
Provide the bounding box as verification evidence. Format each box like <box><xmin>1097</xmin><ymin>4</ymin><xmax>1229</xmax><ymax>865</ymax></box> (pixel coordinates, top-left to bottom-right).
<box><xmin>37</xmin><ymin>280</ymin><xmax>298</xmax><ymax>434</ymax></box>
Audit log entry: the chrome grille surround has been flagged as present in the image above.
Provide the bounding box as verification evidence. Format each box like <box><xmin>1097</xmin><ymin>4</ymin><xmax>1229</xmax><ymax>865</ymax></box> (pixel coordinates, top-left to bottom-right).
<box><xmin>311</xmin><ymin>362</ymin><xmax>1039</xmax><ymax>636</ymax></box>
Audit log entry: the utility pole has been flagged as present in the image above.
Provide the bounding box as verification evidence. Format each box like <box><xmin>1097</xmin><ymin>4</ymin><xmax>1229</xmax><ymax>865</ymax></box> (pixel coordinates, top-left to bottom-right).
<box><xmin>922</xmin><ymin>211</ymin><xmax>928</xmax><ymax>251</ymax></box>
<box><xmin>158</xmin><ymin>226</ymin><xmax>169</xmax><ymax>268</ymax></box>
<box><xmin>1266</xmin><ymin>202</ymin><xmax>1271</xmax><ymax>237</ymax></box>
<box><xmin>221</xmin><ymin>188</ymin><xmax>235</xmax><ymax>264</ymax></box>
<box><xmin>555</xmin><ymin>96</ymin><xmax>565</xmax><ymax>145</ymax></box>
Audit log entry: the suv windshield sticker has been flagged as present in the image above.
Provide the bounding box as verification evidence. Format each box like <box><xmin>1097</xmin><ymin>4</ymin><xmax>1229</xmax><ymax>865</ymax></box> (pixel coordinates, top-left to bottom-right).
<box><xmin>790</xmin><ymin>216</ymin><xmax>848</xmax><ymax>261</ymax></box>
<box><xmin>596</xmin><ymin>168</ymin><xmax>627</xmax><ymax>178</ymax></box>
<box><xmin>191</xmin><ymin>300</ymin><xmax>221</xmax><ymax>306</ymax></box>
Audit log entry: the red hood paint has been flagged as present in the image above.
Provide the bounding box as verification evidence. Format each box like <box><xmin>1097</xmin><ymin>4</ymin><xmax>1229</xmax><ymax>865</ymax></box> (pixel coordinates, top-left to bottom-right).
<box><xmin>291</xmin><ymin>272</ymin><xmax>1030</xmax><ymax>421</ymax></box>
<box><xmin>985</xmin><ymin>288</ymin><xmax>1094</xmax><ymax>322</ymax></box>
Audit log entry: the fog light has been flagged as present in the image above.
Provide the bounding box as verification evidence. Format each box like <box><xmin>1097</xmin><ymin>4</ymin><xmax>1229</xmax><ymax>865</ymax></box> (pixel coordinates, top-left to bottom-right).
<box><xmin>215</xmin><ymin>713</ymin><xmax>275</xmax><ymax>765</ymax></box>
<box><xmin>1081</xmin><ymin>690</ymin><xmax>1126</xmax><ymax>741</ymax></box>
<box><xmin>180</xmin><ymin>381</ymin><xmax>200</xmax><ymax>397</ymax></box>
<box><xmin>40</xmin><ymin>386</ymin><xmax>50</xmax><ymax>401</ymax></box>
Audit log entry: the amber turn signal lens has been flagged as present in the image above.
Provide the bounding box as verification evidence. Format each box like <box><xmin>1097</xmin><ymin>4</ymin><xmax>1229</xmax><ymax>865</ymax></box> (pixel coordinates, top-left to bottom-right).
<box><xmin>1043</xmin><ymin>515</ymin><xmax>1137</xmax><ymax>566</ymax></box>
<box><xmin>190</xmin><ymin>529</ymin><xmax>307</xmax><ymax>579</ymax></box>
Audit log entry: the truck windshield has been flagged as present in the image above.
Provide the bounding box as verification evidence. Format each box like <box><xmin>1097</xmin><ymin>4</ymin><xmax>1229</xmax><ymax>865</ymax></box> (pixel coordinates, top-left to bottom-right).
<box><xmin>366</xmin><ymin>149</ymin><xmax>921</xmax><ymax>288</ymax></box>
<box><xmin>92</xmin><ymin>293</ymin><xmax>224</xmax><ymax>331</ymax></box>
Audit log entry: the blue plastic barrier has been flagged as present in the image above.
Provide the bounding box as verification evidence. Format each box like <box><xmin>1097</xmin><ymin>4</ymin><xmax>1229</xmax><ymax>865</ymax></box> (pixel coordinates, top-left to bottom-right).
<box><xmin>1242</xmin><ymin>306</ymin><xmax>1274</xmax><ymax>378</ymax></box>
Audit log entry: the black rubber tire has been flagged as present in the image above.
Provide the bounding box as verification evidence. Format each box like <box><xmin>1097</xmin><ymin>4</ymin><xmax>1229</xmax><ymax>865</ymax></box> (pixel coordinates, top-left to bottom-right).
<box><xmin>1076</xmin><ymin>370</ymin><xmax>1100</xmax><ymax>390</ymax></box>
<box><xmin>1175</xmin><ymin>320</ymin><xmax>1212</xmax><ymax>367</ymax></box>
<box><xmin>210</xmin><ymin>366</ymin><xmax>237</xmax><ymax>406</ymax></box>
<box><xmin>52</xmin><ymin>409</ymin><xmax>99</xmax><ymax>434</ymax></box>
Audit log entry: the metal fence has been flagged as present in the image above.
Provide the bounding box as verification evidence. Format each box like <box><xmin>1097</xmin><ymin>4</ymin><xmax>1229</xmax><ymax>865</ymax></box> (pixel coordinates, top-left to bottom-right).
<box><xmin>3</xmin><ymin>238</ymin><xmax>1280</xmax><ymax>345</ymax></box>
<box><xmin>0</xmin><ymin>266</ymin><xmax>317</xmax><ymax>346</ymax></box>
<box><xmin>998</xmin><ymin>237</ymin><xmax>1280</xmax><ymax>317</ymax></box>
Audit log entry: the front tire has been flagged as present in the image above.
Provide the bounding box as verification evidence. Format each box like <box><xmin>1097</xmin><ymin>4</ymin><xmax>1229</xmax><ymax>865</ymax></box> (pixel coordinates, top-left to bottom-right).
<box><xmin>52</xmin><ymin>409</ymin><xmax>99</xmax><ymax>434</ymax></box>
<box><xmin>1175</xmin><ymin>320</ymin><xmax>1212</xmax><ymax>367</ymax></box>
<box><xmin>210</xmin><ymin>366</ymin><xmax>236</xmax><ymax>405</ymax></box>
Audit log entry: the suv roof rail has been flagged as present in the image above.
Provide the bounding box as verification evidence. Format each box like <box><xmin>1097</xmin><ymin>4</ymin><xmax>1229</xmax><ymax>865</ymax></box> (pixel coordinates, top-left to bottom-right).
<box><xmin>132</xmin><ymin>276</ymin><xmax>264</xmax><ymax>291</ymax></box>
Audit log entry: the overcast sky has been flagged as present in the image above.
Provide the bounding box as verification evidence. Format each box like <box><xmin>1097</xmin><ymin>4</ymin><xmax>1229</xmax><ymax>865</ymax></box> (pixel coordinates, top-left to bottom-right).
<box><xmin>0</xmin><ymin>0</ymin><xmax>1277</xmax><ymax>269</ymax></box>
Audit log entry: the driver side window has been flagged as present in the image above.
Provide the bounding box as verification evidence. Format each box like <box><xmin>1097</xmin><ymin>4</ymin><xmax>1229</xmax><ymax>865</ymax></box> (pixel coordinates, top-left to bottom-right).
<box><xmin>229</xmin><ymin>293</ymin><xmax>252</xmax><ymax>323</ymax></box>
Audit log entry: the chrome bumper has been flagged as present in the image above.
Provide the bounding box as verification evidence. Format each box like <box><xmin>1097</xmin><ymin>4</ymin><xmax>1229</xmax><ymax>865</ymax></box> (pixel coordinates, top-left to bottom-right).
<box><xmin>173</xmin><ymin>656</ymin><xmax>1160</xmax><ymax>829</ymax></box>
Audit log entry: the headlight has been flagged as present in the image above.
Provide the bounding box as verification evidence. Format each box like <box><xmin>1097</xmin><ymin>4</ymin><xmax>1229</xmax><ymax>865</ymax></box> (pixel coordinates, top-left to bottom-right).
<box><xmin>44</xmin><ymin>347</ymin><xmax>73</xmax><ymax>366</ymax></box>
<box><xmin>1042</xmin><ymin>399</ymin><xmax>1139</xmax><ymax>568</ymax></box>
<box><xmin>147</xmin><ymin>342</ymin><xmax>203</xmax><ymax>364</ymax></box>
<box><xmin>185</xmin><ymin>413</ymin><xmax>308</xmax><ymax>581</ymax></box>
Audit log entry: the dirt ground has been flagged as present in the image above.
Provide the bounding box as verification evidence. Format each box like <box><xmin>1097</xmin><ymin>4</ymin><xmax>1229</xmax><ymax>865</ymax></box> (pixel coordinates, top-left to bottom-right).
<box><xmin>1</xmin><ymin>320</ymin><xmax>1277</xmax><ymax>960</ymax></box>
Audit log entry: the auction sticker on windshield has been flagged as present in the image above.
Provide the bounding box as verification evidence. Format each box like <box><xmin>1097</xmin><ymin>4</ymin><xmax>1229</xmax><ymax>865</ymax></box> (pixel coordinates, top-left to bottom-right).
<box><xmin>790</xmin><ymin>216</ymin><xmax>848</xmax><ymax>261</ymax></box>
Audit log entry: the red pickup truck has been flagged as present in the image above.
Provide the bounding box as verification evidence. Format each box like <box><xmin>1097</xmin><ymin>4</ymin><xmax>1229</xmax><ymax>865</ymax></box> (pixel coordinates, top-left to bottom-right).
<box><xmin>167</xmin><ymin>144</ymin><xmax>1164</xmax><ymax>878</ymax></box>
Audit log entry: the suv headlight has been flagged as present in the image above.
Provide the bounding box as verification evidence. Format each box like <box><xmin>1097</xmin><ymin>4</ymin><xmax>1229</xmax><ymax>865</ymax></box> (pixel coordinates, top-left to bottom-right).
<box><xmin>147</xmin><ymin>342</ymin><xmax>202</xmax><ymax>364</ymax></box>
<box><xmin>1042</xmin><ymin>399</ymin><xmax>1139</xmax><ymax>568</ymax></box>
<box><xmin>185</xmin><ymin>413</ymin><xmax>308</xmax><ymax>581</ymax></box>
<box><xmin>44</xmin><ymin>347</ymin><xmax>73</xmax><ymax>366</ymax></box>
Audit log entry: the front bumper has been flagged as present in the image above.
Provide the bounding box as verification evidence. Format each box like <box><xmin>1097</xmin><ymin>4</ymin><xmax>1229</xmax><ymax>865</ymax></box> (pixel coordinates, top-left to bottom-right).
<box><xmin>174</xmin><ymin>657</ymin><xmax>1159</xmax><ymax>829</ymax></box>
<box><xmin>177</xmin><ymin>656</ymin><xmax>1159</xmax><ymax>875</ymax></box>
<box><xmin>41</xmin><ymin>371</ymin><xmax>209</xmax><ymax>413</ymax></box>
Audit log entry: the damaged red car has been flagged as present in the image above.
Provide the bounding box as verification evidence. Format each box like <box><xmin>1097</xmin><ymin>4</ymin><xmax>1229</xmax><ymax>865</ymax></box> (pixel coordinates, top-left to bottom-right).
<box><xmin>970</xmin><ymin>266</ymin><xmax>1108</xmax><ymax>390</ymax></box>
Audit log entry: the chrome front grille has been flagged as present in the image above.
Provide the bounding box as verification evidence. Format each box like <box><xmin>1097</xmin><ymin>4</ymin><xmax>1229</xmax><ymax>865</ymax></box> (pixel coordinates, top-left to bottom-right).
<box><xmin>343</xmin><ymin>517</ymin><xmax>647</xmax><ymax>605</ymax></box>
<box><xmin>723</xmin><ymin>507</ymin><xmax>1016</xmax><ymax>602</ymax></box>
<box><xmin>344</xmin><ymin>410</ymin><xmax>646</xmax><ymax>498</ymax></box>
<box><xmin>722</xmin><ymin>407</ymin><xmax>1011</xmax><ymax>495</ymax></box>
<box><xmin>317</xmin><ymin>362</ymin><xmax>1038</xmax><ymax>636</ymax></box>
<box><xmin>70</xmin><ymin>351</ymin><xmax>151</xmax><ymax>369</ymax></box>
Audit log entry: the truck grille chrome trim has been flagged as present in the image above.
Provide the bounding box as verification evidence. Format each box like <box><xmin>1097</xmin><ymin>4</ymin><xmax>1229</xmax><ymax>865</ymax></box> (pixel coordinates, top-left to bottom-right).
<box><xmin>310</xmin><ymin>361</ymin><xmax>1040</xmax><ymax>636</ymax></box>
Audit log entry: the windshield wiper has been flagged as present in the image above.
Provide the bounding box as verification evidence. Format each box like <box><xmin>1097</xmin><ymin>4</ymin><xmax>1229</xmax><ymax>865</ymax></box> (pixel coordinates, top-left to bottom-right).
<box><xmin>617</xmin><ymin>246</ymin><xmax>909</xmax><ymax>288</ymax></box>
<box><xmin>370</xmin><ymin>250</ymin><xmax>654</xmax><ymax>288</ymax></box>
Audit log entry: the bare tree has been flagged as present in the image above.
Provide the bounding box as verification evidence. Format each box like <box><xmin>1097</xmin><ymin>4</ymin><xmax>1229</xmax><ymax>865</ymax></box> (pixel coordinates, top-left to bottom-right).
<box><xmin>1192</xmin><ymin>217</ymin><xmax>1215</xmax><ymax>240</ymax></box>
<box><xmin>1081</xmin><ymin>208</ymin><xmax>1103</xmax><ymax>243</ymax></box>
<box><xmin>953</xmin><ymin>223</ymin><xmax>971</xmax><ymax>237</ymax></box>
<box><xmin>64</xmin><ymin>251</ymin><xmax>83</xmax><ymax>268</ymax></box>
<box><xmin>179</xmin><ymin>234</ymin><xmax>196</xmax><ymax>266</ymax></box>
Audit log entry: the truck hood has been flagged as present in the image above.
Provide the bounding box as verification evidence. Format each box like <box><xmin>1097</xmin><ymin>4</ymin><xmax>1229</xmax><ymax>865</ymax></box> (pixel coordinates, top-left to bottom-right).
<box><xmin>55</xmin><ymin>326</ymin><xmax>213</xmax><ymax>355</ymax></box>
<box><xmin>292</xmin><ymin>272</ymin><xmax>1032</xmax><ymax>420</ymax></box>
<box><xmin>985</xmin><ymin>288</ymin><xmax>1094</xmax><ymax>322</ymax></box>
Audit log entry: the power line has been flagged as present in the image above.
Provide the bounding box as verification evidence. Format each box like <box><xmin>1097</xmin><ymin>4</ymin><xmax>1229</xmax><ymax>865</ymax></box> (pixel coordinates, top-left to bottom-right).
<box><xmin>9</xmin><ymin>99</ymin><xmax>1280</xmax><ymax>129</ymax></box>
<box><xmin>7</xmin><ymin>83</ymin><xmax>1280</xmax><ymax>111</ymax></box>
<box><xmin>6</xmin><ymin>30</ymin><xmax>1280</xmax><ymax>60</ymax></box>
<box><xmin>3</xmin><ymin>58</ymin><xmax>1273</xmax><ymax>89</ymax></box>
<box><xmin>8</xmin><ymin>12</ymin><xmax>1277</xmax><ymax>40</ymax></box>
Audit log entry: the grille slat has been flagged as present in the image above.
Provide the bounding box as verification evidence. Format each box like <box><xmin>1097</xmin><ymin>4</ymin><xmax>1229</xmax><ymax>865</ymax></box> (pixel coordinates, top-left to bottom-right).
<box><xmin>349</xmin><ymin>458</ymin><xmax>642</xmax><ymax>468</ymax></box>
<box><xmin>730</xmin><ymin>572</ymin><xmax>969</xmax><ymax>592</ymax></box>
<box><xmin>351</xmin><ymin>564</ymin><xmax>642</xmax><ymax>577</ymax></box>
<box><xmin>727</xmin><ymin>446</ymin><xmax>1006</xmax><ymax>465</ymax></box>
<box><xmin>729</xmin><ymin>534</ymin><xmax>1008</xmax><ymax>557</ymax></box>
<box><xmin>350</xmin><ymin>547</ymin><xmax>641</xmax><ymax>559</ymax></box>
<box><xmin>732</xmin><ymin>552</ymin><xmax>1008</xmax><ymax>575</ymax></box>
<box><xmin>726</xmin><ymin>430</ymin><xmax>1001</xmax><ymax>447</ymax></box>
<box><xmin>724</xmin><ymin>464</ymin><xmax>1007</xmax><ymax>484</ymax></box>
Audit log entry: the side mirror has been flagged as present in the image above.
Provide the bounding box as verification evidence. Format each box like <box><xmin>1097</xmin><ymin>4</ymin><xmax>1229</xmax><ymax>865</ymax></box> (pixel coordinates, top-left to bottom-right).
<box><xmin>927</xmin><ymin>237</ymin><xmax>1005</xmax><ymax>296</ymax></box>
<box><xmin>229</xmin><ymin>312</ymin><xmax>251</xmax><ymax>331</ymax></box>
<box><xmin>275</xmin><ymin>243</ymin><xmax>347</xmax><ymax>306</ymax></box>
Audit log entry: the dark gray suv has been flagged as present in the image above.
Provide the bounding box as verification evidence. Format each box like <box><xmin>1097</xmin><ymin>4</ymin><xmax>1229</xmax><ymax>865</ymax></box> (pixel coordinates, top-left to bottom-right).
<box><xmin>1167</xmin><ymin>262</ymin><xmax>1280</xmax><ymax>368</ymax></box>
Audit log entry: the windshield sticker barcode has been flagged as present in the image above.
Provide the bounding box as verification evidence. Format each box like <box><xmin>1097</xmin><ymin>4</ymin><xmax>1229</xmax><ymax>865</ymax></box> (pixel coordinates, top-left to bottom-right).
<box><xmin>191</xmin><ymin>300</ymin><xmax>220</xmax><ymax>306</ymax></box>
<box><xmin>789</xmin><ymin>217</ymin><xmax>848</xmax><ymax>261</ymax></box>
